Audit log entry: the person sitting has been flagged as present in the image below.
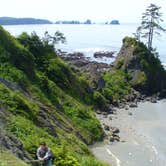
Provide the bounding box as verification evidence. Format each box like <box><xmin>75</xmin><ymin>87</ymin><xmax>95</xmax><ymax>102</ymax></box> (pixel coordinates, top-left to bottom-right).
<box><xmin>36</xmin><ymin>142</ymin><xmax>53</xmax><ymax>166</ymax></box>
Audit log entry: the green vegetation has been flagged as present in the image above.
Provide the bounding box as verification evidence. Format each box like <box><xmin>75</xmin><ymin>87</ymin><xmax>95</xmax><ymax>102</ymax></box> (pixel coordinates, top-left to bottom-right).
<box><xmin>102</xmin><ymin>69</ymin><xmax>131</xmax><ymax>101</ymax></box>
<box><xmin>0</xmin><ymin>26</ymin><xmax>106</xmax><ymax>166</ymax></box>
<box><xmin>135</xmin><ymin>3</ymin><xmax>165</xmax><ymax>50</ymax></box>
<box><xmin>114</xmin><ymin>37</ymin><xmax>166</xmax><ymax>94</ymax></box>
<box><xmin>0</xmin><ymin>151</ymin><xmax>29</xmax><ymax>166</ymax></box>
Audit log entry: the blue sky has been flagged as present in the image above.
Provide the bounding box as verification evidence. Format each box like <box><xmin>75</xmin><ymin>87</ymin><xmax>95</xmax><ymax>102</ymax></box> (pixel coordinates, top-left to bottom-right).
<box><xmin>0</xmin><ymin>0</ymin><xmax>165</xmax><ymax>23</ymax></box>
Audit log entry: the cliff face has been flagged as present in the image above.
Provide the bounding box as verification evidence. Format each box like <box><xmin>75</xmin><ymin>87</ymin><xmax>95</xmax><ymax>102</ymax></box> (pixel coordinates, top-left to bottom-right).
<box><xmin>114</xmin><ymin>37</ymin><xmax>166</xmax><ymax>95</ymax></box>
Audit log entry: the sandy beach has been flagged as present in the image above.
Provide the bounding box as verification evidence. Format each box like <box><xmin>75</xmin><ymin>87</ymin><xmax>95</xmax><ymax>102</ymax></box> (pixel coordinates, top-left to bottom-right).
<box><xmin>91</xmin><ymin>99</ymin><xmax>166</xmax><ymax>166</ymax></box>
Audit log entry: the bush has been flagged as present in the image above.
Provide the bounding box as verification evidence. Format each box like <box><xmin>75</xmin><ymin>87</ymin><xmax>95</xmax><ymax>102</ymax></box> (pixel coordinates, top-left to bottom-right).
<box><xmin>93</xmin><ymin>92</ymin><xmax>107</xmax><ymax>110</ymax></box>
<box><xmin>102</xmin><ymin>69</ymin><xmax>131</xmax><ymax>101</ymax></box>
<box><xmin>0</xmin><ymin>26</ymin><xmax>35</xmax><ymax>78</ymax></box>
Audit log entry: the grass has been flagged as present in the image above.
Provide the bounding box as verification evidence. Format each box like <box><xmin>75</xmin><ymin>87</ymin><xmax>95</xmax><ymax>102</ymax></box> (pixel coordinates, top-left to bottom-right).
<box><xmin>0</xmin><ymin>150</ymin><xmax>29</xmax><ymax>166</ymax></box>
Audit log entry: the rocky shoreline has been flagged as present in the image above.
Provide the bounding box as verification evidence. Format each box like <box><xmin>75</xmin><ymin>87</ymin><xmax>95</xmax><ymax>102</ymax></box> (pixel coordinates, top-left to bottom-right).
<box><xmin>92</xmin><ymin>99</ymin><xmax>166</xmax><ymax>166</ymax></box>
<box><xmin>57</xmin><ymin>50</ymin><xmax>162</xmax><ymax>143</ymax></box>
<box><xmin>95</xmin><ymin>91</ymin><xmax>160</xmax><ymax>143</ymax></box>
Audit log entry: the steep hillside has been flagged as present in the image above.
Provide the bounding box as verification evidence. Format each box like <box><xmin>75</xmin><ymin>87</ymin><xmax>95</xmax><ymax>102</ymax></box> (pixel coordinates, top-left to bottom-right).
<box><xmin>0</xmin><ymin>26</ymin><xmax>107</xmax><ymax>166</ymax></box>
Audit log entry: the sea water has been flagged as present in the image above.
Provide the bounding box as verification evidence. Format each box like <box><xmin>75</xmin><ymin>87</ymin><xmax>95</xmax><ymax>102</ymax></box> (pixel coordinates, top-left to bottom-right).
<box><xmin>2</xmin><ymin>23</ymin><xmax>166</xmax><ymax>65</ymax></box>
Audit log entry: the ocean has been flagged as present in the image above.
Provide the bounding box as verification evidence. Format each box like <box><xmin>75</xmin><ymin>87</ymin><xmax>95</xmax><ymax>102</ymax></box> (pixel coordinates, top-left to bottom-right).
<box><xmin>2</xmin><ymin>23</ymin><xmax>166</xmax><ymax>65</ymax></box>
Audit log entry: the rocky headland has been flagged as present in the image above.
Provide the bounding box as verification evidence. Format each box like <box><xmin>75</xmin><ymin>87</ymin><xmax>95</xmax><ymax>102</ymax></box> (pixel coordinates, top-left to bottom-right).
<box><xmin>58</xmin><ymin>37</ymin><xmax>166</xmax><ymax>144</ymax></box>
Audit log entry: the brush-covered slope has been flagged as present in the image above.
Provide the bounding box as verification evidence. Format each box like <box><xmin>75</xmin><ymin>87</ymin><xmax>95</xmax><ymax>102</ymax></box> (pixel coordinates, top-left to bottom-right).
<box><xmin>0</xmin><ymin>26</ymin><xmax>108</xmax><ymax>166</ymax></box>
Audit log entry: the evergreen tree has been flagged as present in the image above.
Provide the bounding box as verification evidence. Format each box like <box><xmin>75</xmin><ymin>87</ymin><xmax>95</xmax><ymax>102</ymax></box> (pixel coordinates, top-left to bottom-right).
<box><xmin>137</xmin><ymin>4</ymin><xmax>165</xmax><ymax>50</ymax></box>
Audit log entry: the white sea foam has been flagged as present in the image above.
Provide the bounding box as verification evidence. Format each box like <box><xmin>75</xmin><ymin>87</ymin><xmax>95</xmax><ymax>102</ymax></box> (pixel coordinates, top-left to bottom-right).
<box><xmin>151</xmin><ymin>145</ymin><xmax>158</xmax><ymax>155</ymax></box>
<box><xmin>106</xmin><ymin>148</ymin><xmax>121</xmax><ymax>166</ymax></box>
<box><xmin>75</xmin><ymin>47</ymin><xmax>109</xmax><ymax>53</ymax></box>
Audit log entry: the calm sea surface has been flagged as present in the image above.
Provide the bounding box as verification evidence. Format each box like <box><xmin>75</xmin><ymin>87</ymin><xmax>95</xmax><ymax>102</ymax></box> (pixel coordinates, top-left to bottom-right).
<box><xmin>2</xmin><ymin>24</ymin><xmax>166</xmax><ymax>64</ymax></box>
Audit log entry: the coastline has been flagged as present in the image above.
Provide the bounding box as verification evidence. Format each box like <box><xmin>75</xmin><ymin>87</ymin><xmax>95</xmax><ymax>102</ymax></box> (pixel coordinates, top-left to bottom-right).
<box><xmin>91</xmin><ymin>99</ymin><xmax>166</xmax><ymax>166</ymax></box>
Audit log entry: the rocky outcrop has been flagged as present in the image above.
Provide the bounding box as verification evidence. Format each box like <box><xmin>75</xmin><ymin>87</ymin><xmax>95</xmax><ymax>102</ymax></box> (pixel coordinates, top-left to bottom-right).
<box><xmin>103</xmin><ymin>123</ymin><xmax>120</xmax><ymax>142</ymax></box>
<box><xmin>93</xmin><ymin>51</ymin><xmax>115</xmax><ymax>58</ymax></box>
<box><xmin>110</xmin><ymin>20</ymin><xmax>120</xmax><ymax>25</ymax></box>
<box><xmin>58</xmin><ymin>51</ymin><xmax>111</xmax><ymax>90</ymax></box>
<box><xmin>113</xmin><ymin>37</ymin><xmax>166</xmax><ymax>95</ymax></box>
<box><xmin>0</xmin><ymin>108</ymin><xmax>32</xmax><ymax>161</ymax></box>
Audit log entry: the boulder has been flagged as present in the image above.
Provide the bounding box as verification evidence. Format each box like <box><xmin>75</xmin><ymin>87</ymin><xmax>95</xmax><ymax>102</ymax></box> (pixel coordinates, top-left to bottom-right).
<box><xmin>113</xmin><ymin>135</ymin><xmax>120</xmax><ymax>142</ymax></box>
<box><xmin>109</xmin><ymin>136</ymin><xmax>115</xmax><ymax>142</ymax></box>
<box><xmin>128</xmin><ymin>112</ymin><xmax>133</xmax><ymax>116</ymax></box>
<box><xmin>129</xmin><ymin>103</ymin><xmax>137</xmax><ymax>108</ymax></box>
<box><xmin>111</xmin><ymin>127</ymin><xmax>120</xmax><ymax>134</ymax></box>
<box><xmin>104</xmin><ymin>125</ymin><xmax>110</xmax><ymax>131</ymax></box>
<box><xmin>151</xmin><ymin>98</ymin><xmax>157</xmax><ymax>103</ymax></box>
<box><xmin>109</xmin><ymin>116</ymin><xmax>112</xmax><ymax>120</ymax></box>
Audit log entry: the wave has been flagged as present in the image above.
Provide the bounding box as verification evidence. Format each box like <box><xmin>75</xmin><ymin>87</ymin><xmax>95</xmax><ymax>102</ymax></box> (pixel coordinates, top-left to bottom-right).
<box><xmin>106</xmin><ymin>148</ymin><xmax>121</xmax><ymax>166</ymax></box>
<box><xmin>75</xmin><ymin>47</ymin><xmax>110</xmax><ymax>53</ymax></box>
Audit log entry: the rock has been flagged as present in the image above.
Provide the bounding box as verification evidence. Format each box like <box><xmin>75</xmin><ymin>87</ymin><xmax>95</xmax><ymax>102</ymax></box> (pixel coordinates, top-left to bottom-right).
<box><xmin>111</xmin><ymin>127</ymin><xmax>120</xmax><ymax>134</ymax></box>
<box><xmin>113</xmin><ymin>135</ymin><xmax>120</xmax><ymax>142</ymax></box>
<box><xmin>129</xmin><ymin>103</ymin><xmax>137</xmax><ymax>108</ymax></box>
<box><xmin>121</xmin><ymin>140</ymin><xmax>126</xmax><ymax>143</ymax></box>
<box><xmin>104</xmin><ymin>125</ymin><xmax>110</xmax><ymax>131</ymax></box>
<box><xmin>106</xmin><ymin>105</ymin><xmax>114</xmax><ymax>114</ymax></box>
<box><xmin>125</xmin><ymin>106</ymin><xmax>129</xmax><ymax>110</ymax></box>
<box><xmin>128</xmin><ymin>112</ymin><xmax>133</xmax><ymax>116</ymax></box>
<box><xmin>109</xmin><ymin>116</ymin><xmax>112</xmax><ymax>120</ymax></box>
<box><xmin>109</xmin><ymin>136</ymin><xmax>115</xmax><ymax>142</ymax></box>
<box><xmin>110</xmin><ymin>20</ymin><xmax>120</xmax><ymax>25</ymax></box>
<box><xmin>94</xmin><ymin>51</ymin><xmax>116</xmax><ymax>58</ymax></box>
<box><xmin>96</xmin><ymin>110</ymin><xmax>102</xmax><ymax>114</ymax></box>
<box><xmin>151</xmin><ymin>98</ymin><xmax>157</xmax><ymax>103</ymax></box>
<box><xmin>102</xmin><ymin>112</ymin><xmax>108</xmax><ymax>116</ymax></box>
<box><xmin>103</xmin><ymin>114</ymin><xmax>108</xmax><ymax>118</ymax></box>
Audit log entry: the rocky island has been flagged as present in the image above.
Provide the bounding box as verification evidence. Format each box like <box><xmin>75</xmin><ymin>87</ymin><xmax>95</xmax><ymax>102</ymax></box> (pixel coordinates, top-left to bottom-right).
<box><xmin>110</xmin><ymin>20</ymin><xmax>120</xmax><ymax>25</ymax></box>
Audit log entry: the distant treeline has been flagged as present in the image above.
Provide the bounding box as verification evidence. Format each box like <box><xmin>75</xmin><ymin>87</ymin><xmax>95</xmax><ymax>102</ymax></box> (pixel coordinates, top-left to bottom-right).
<box><xmin>55</xmin><ymin>19</ymin><xmax>120</xmax><ymax>25</ymax></box>
<box><xmin>0</xmin><ymin>17</ymin><xmax>120</xmax><ymax>25</ymax></box>
<box><xmin>0</xmin><ymin>17</ymin><xmax>52</xmax><ymax>25</ymax></box>
<box><xmin>55</xmin><ymin>19</ymin><xmax>92</xmax><ymax>24</ymax></box>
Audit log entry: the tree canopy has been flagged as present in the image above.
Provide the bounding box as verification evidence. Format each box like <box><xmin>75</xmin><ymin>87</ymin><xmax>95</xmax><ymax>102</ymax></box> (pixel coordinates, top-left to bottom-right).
<box><xmin>135</xmin><ymin>3</ymin><xmax>165</xmax><ymax>50</ymax></box>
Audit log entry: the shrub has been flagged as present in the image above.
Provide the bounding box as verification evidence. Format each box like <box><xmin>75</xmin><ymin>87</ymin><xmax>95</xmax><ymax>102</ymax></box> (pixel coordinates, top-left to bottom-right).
<box><xmin>93</xmin><ymin>92</ymin><xmax>107</xmax><ymax>110</ymax></box>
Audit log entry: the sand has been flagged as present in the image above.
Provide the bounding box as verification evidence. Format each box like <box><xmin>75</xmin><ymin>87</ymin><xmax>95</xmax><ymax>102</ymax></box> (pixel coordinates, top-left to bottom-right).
<box><xmin>91</xmin><ymin>99</ymin><xmax>166</xmax><ymax>166</ymax></box>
